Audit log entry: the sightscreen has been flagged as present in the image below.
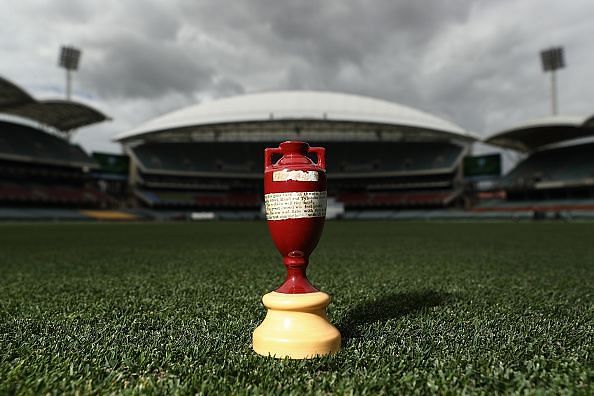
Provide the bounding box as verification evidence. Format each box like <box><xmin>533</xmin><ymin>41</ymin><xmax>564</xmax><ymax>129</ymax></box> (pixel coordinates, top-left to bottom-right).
<box><xmin>92</xmin><ymin>152</ymin><xmax>129</xmax><ymax>175</ymax></box>
<box><xmin>463</xmin><ymin>153</ymin><xmax>501</xmax><ymax>179</ymax></box>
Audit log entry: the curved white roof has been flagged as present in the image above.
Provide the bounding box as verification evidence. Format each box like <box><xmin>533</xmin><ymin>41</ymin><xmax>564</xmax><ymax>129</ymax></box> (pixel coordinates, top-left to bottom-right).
<box><xmin>0</xmin><ymin>75</ymin><xmax>110</xmax><ymax>131</ymax></box>
<box><xmin>486</xmin><ymin>114</ymin><xmax>594</xmax><ymax>152</ymax></box>
<box><xmin>115</xmin><ymin>90</ymin><xmax>475</xmax><ymax>141</ymax></box>
<box><xmin>501</xmin><ymin>115</ymin><xmax>587</xmax><ymax>131</ymax></box>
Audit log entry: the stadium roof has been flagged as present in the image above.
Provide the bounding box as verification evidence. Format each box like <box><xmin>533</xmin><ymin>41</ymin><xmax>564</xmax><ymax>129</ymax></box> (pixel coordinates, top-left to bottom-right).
<box><xmin>115</xmin><ymin>90</ymin><xmax>476</xmax><ymax>142</ymax></box>
<box><xmin>485</xmin><ymin>115</ymin><xmax>594</xmax><ymax>152</ymax></box>
<box><xmin>0</xmin><ymin>75</ymin><xmax>109</xmax><ymax>131</ymax></box>
<box><xmin>0</xmin><ymin>76</ymin><xmax>35</xmax><ymax>108</ymax></box>
<box><xmin>2</xmin><ymin>100</ymin><xmax>109</xmax><ymax>131</ymax></box>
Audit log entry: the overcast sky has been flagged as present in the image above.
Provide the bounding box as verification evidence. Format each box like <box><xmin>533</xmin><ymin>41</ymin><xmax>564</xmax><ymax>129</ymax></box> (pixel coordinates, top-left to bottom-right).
<box><xmin>1</xmin><ymin>0</ymin><xmax>593</xmax><ymax>153</ymax></box>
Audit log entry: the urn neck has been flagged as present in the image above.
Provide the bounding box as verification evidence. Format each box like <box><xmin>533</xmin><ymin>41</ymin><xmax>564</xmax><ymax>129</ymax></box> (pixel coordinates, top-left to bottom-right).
<box><xmin>276</xmin><ymin>256</ymin><xmax>318</xmax><ymax>294</ymax></box>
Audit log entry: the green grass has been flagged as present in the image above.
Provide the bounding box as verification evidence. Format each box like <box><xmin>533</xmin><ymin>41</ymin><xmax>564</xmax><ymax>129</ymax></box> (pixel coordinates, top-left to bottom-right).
<box><xmin>0</xmin><ymin>222</ymin><xmax>593</xmax><ymax>394</ymax></box>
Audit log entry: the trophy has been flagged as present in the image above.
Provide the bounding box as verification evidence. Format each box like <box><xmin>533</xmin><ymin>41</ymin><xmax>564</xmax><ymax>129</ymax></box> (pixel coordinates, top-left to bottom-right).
<box><xmin>252</xmin><ymin>141</ymin><xmax>341</xmax><ymax>359</ymax></box>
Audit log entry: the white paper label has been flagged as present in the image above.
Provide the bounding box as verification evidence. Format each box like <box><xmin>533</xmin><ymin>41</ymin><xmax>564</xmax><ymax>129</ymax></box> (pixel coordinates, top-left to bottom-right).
<box><xmin>265</xmin><ymin>191</ymin><xmax>327</xmax><ymax>221</ymax></box>
<box><xmin>273</xmin><ymin>169</ymin><xmax>319</xmax><ymax>182</ymax></box>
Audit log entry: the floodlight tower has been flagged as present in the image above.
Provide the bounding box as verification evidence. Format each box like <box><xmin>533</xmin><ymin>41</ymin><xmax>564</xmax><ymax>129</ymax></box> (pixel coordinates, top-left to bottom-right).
<box><xmin>58</xmin><ymin>45</ymin><xmax>82</xmax><ymax>101</ymax></box>
<box><xmin>540</xmin><ymin>46</ymin><xmax>565</xmax><ymax>115</ymax></box>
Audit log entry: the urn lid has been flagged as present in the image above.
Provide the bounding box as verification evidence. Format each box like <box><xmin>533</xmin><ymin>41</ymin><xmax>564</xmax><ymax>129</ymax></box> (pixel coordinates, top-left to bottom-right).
<box><xmin>279</xmin><ymin>141</ymin><xmax>309</xmax><ymax>155</ymax></box>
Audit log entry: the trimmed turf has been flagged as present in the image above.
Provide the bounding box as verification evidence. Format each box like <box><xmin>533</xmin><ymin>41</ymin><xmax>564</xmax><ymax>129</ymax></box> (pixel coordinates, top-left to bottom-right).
<box><xmin>0</xmin><ymin>222</ymin><xmax>593</xmax><ymax>394</ymax></box>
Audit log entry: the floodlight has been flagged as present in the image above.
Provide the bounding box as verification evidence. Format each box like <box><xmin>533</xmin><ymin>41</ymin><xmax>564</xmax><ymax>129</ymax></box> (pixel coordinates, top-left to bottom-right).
<box><xmin>540</xmin><ymin>47</ymin><xmax>565</xmax><ymax>72</ymax></box>
<box><xmin>59</xmin><ymin>46</ymin><xmax>81</xmax><ymax>71</ymax></box>
<box><xmin>539</xmin><ymin>46</ymin><xmax>566</xmax><ymax>115</ymax></box>
<box><xmin>58</xmin><ymin>45</ymin><xmax>83</xmax><ymax>100</ymax></box>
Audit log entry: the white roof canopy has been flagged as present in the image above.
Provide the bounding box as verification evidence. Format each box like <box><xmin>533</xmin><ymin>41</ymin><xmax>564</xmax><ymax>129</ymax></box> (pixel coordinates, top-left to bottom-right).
<box><xmin>115</xmin><ymin>90</ymin><xmax>476</xmax><ymax>142</ymax></box>
<box><xmin>486</xmin><ymin>115</ymin><xmax>594</xmax><ymax>152</ymax></box>
<box><xmin>0</xmin><ymin>75</ymin><xmax>109</xmax><ymax>132</ymax></box>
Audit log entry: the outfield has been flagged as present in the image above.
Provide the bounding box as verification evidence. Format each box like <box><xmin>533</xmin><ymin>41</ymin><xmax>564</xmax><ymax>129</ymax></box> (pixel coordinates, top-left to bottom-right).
<box><xmin>0</xmin><ymin>222</ymin><xmax>592</xmax><ymax>394</ymax></box>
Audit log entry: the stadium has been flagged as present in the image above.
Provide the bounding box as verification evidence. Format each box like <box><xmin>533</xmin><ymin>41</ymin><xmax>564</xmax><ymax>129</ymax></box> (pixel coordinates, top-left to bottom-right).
<box><xmin>2</xmin><ymin>78</ymin><xmax>594</xmax><ymax>221</ymax></box>
<box><xmin>115</xmin><ymin>90</ymin><xmax>479</xmax><ymax>218</ymax></box>
<box><xmin>484</xmin><ymin>115</ymin><xmax>594</xmax><ymax>209</ymax></box>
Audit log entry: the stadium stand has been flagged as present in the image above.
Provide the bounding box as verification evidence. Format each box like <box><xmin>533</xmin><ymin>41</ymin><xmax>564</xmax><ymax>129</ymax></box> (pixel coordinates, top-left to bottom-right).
<box><xmin>0</xmin><ymin>120</ymin><xmax>113</xmax><ymax>208</ymax></box>
<box><xmin>480</xmin><ymin>115</ymin><xmax>594</xmax><ymax>214</ymax></box>
<box><xmin>135</xmin><ymin>189</ymin><xmax>261</xmax><ymax>208</ymax></box>
<box><xmin>0</xmin><ymin>75</ymin><xmax>114</xmax><ymax>214</ymax></box>
<box><xmin>337</xmin><ymin>190</ymin><xmax>461</xmax><ymax>208</ymax></box>
<box><xmin>0</xmin><ymin>121</ymin><xmax>94</xmax><ymax>166</ymax></box>
<box><xmin>128</xmin><ymin>140</ymin><xmax>465</xmax><ymax>209</ymax></box>
<box><xmin>500</xmin><ymin>142</ymin><xmax>594</xmax><ymax>190</ymax></box>
<box><xmin>131</xmin><ymin>141</ymin><xmax>463</xmax><ymax>176</ymax></box>
<box><xmin>113</xmin><ymin>90</ymin><xmax>477</xmax><ymax>213</ymax></box>
<box><xmin>0</xmin><ymin>182</ymin><xmax>109</xmax><ymax>205</ymax></box>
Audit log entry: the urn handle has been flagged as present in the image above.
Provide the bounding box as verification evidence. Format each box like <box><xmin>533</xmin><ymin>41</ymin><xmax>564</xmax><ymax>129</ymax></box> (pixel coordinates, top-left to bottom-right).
<box><xmin>264</xmin><ymin>147</ymin><xmax>282</xmax><ymax>170</ymax></box>
<box><xmin>308</xmin><ymin>147</ymin><xmax>326</xmax><ymax>170</ymax></box>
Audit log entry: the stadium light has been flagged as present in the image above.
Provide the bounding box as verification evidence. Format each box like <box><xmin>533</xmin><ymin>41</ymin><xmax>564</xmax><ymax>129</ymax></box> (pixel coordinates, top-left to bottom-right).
<box><xmin>58</xmin><ymin>45</ymin><xmax>82</xmax><ymax>101</ymax></box>
<box><xmin>540</xmin><ymin>46</ymin><xmax>565</xmax><ymax>115</ymax></box>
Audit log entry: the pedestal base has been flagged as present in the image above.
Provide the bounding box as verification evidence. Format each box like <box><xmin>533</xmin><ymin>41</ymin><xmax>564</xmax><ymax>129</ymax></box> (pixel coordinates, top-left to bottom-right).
<box><xmin>253</xmin><ymin>291</ymin><xmax>341</xmax><ymax>359</ymax></box>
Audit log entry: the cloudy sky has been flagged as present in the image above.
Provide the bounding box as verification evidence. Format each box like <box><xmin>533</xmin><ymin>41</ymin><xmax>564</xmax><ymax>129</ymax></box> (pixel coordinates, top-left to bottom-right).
<box><xmin>1</xmin><ymin>0</ymin><xmax>593</xmax><ymax>153</ymax></box>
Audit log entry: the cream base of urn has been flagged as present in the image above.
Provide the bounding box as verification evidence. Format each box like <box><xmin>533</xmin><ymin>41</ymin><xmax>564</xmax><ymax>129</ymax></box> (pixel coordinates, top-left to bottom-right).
<box><xmin>252</xmin><ymin>291</ymin><xmax>341</xmax><ymax>359</ymax></box>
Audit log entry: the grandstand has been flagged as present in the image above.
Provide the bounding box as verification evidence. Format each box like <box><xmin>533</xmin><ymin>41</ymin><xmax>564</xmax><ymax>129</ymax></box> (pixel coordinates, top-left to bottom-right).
<box><xmin>116</xmin><ymin>91</ymin><xmax>477</xmax><ymax>212</ymax></box>
<box><xmin>0</xmin><ymin>120</ymin><xmax>113</xmax><ymax>208</ymax></box>
<box><xmin>3</xmin><ymin>72</ymin><xmax>594</xmax><ymax>220</ymax></box>
<box><xmin>0</xmin><ymin>76</ymin><xmax>112</xmax><ymax>209</ymax></box>
<box><xmin>500</xmin><ymin>143</ymin><xmax>594</xmax><ymax>192</ymax></box>
<box><xmin>1</xmin><ymin>72</ymin><xmax>593</xmax><ymax>220</ymax></box>
<box><xmin>479</xmin><ymin>115</ymin><xmax>594</xmax><ymax>213</ymax></box>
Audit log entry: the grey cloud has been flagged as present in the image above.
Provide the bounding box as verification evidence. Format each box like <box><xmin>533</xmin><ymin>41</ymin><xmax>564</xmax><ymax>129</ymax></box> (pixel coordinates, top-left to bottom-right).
<box><xmin>30</xmin><ymin>0</ymin><xmax>97</xmax><ymax>25</ymax></box>
<box><xmin>414</xmin><ymin>0</ymin><xmax>593</xmax><ymax>134</ymax></box>
<box><xmin>74</xmin><ymin>1</ymin><xmax>249</xmax><ymax>102</ymax></box>
<box><xmin>190</xmin><ymin>0</ymin><xmax>473</xmax><ymax>119</ymax></box>
<box><xmin>81</xmin><ymin>33</ymin><xmax>215</xmax><ymax>99</ymax></box>
<box><xmin>211</xmin><ymin>77</ymin><xmax>246</xmax><ymax>98</ymax></box>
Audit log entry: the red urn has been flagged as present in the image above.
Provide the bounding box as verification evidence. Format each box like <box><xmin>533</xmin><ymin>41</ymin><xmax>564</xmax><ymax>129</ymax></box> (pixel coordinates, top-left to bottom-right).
<box><xmin>254</xmin><ymin>140</ymin><xmax>340</xmax><ymax>359</ymax></box>
<box><xmin>264</xmin><ymin>141</ymin><xmax>327</xmax><ymax>293</ymax></box>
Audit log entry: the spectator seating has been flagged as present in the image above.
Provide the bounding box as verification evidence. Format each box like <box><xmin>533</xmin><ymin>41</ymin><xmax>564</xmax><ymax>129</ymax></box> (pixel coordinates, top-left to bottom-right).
<box><xmin>501</xmin><ymin>142</ymin><xmax>594</xmax><ymax>189</ymax></box>
<box><xmin>130</xmin><ymin>141</ymin><xmax>465</xmax><ymax>210</ymax></box>
<box><xmin>337</xmin><ymin>190</ymin><xmax>460</xmax><ymax>208</ymax></box>
<box><xmin>135</xmin><ymin>189</ymin><xmax>261</xmax><ymax>208</ymax></box>
<box><xmin>326</xmin><ymin>142</ymin><xmax>462</xmax><ymax>174</ymax></box>
<box><xmin>0</xmin><ymin>121</ymin><xmax>115</xmax><ymax>208</ymax></box>
<box><xmin>0</xmin><ymin>121</ymin><xmax>94</xmax><ymax>166</ymax></box>
<box><xmin>131</xmin><ymin>141</ymin><xmax>464</xmax><ymax>175</ymax></box>
<box><xmin>0</xmin><ymin>182</ymin><xmax>113</xmax><ymax>206</ymax></box>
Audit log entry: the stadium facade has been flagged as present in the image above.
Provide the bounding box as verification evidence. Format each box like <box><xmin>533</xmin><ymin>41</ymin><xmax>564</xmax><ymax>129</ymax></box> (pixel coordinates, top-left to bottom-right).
<box><xmin>0</xmin><ymin>76</ymin><xmax>116</xmax><ymax>213</ymax></box>
<box><xmin>2</xmin><ymin>73</ymin><xmax>594</xmax><ymax>221</ymax></box>
<box><xmin>114</xmin><ymin>91</ymin><xmax>479</xmax><ymax>215</ymax></box>
<box><xmin>477</xmin><ymin>115</ymin><xmax>594</xmax><ymax>214</ymax></box>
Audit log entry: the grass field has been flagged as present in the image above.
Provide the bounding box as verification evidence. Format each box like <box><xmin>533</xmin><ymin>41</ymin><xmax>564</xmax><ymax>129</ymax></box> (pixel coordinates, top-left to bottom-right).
<box><xmin>0</xmin><ymin>221</ymin><xmax>593</xmax><ymax>394</ymax></box>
